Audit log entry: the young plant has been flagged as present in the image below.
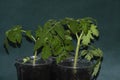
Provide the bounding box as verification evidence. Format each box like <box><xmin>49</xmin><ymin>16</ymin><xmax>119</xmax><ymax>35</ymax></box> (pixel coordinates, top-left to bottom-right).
<box><xmin>4</xmin><ymin>17</ymin><xmax>103</xmax><ymax>77</ymax></box>
<box><xmin>42</xmin><ymin>19</ymin><xmax>74</xmax><ymax>63</ymax></box>
<box><xmin>4</xmin><ymin>19</ymin><xmax>74</xmax><ymax>65</ymax></box>
<box><xmin>58</xmin><ymin>17</ymin><xmax>103</xmax><ymax>77</ymax></box>
<box><xmin>4</xmin><ymin>24</ymin><xmax>56</xmax><ymax>65</ymax></box>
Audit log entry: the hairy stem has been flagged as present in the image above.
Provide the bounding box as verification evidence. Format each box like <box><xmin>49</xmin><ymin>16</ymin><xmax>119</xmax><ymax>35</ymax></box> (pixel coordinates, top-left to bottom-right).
<box><xmin>21</xmin><ymin>30</ymin><xmax>36</xmax><ymax>42</ymax></box>
<box><xmin>21</xmin><ymin>30</ymin><xmax>38</xmax><ymax>65</ymax></box>
<box><xmin>33</xmin><ymin>51</ymin><xmax>37</xmax><ymax>65</ymax></box>
<box><xmin>73</xmin><ymin>31</ymin><xmax>83</xmax><ymax>68</ymax></box>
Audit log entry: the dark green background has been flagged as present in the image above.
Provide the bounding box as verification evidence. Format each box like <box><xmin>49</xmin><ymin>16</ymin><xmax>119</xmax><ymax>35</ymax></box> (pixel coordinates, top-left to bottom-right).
<box><xmin>0</xmin><ymin>0</ymin><xmax>120</xmax><ymax>80</ymax></box>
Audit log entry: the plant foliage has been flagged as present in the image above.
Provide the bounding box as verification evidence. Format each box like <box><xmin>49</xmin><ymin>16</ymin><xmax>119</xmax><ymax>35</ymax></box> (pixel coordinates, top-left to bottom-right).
<box><xmin>4</xmin><ymin>17</ymin><xmax>103</xmax><ymax>77</ymax></box>
<box><xmin>56</xmin><ymin>17</ymin><xmax>103</xmax><ymax>77</ymax></box>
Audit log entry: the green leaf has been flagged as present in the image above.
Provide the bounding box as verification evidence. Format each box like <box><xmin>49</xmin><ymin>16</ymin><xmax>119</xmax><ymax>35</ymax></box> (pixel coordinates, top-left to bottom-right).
<box><xmin>34</xmin><ymin>27</ymin><xmax>48</xmax><ymax>51</ymax></box>
<box><xmin>90</xmin><ymin>50</ymin><xmax>99</xmax><ymax>56</ymax></box>
<box><xmin>22</xmin><ymin>57</ymin><xmax>30</xmax><ymax>63</ymax></box>
<box><xmin>65</xmin><ymin>35</ymin><xmax>72</xmax><ymax>40</ymax></box>
<box><xmin>81</xmin><ymin>17</ymin><xmax>97</xmax><ymax>24</ymax></box>
<box><xmin>65</xmin><ymin>45</ymin><xmax>74</xmax><ymax>51</ymax></box>
<box><xmin>35</xmin><ymin>26</ymin><xmax>43</xmax><ymax>38</ymax></box>
<box><xmin>61</xmin><ymin>18</ymin><xmax>81</xmax><ymax>34</ymax></box>
<box><xmin>64</xmin><ymin>39</ymin><xmax>72</xmax><ymax>46</ymax></box>
<box><xmin>41</xmin><ymin>46</ymin><xmax>51</xmax><ymax>60</ymax></box>
<box><xmin>81</xmin><ymin>50</ymin><xmax>88</xmax><ymax>56</ymax></box>
<box><xmin>89</xmin><ymin>48</ymin><xmax>103</xmax><ymax>57</ymax></box>
<box><xmin>51</xmin><ymin>36</ymin><xmax>61</xmax><ymax>48</ymax></box>
<box><xmin>43</xmin><ymin>20</ymin><xmax>57</xmax><ymax>36</ymax></box>
<box><xmin>16</xmin><ymin>31</ymin><xmax>22</xmax><ymax>44</ymax></box>
<box><xmin>56</xmin><ymin>51</ymin><xmax>69</xmax><ymax>63</ymax></box>
<box><xmin>90</xmin><ymin>24</ymin><xmax>99</xmax><ymax>37</ymax></box>
<box><xmin>60</xmin><ymin>17</ymin><xmax>73</xmax><ymax>24</ymax></box>
<box><xmin>34</xmin><ymin>39</ymin><xmax>43</xmax><ymax>51</ymax></box>
<box><xmin>96</xmin><ymin>48</ymin><xmax>103</xmax><ymax>57</ymax></box>
<box><xmin>44</xmin><ymin>19</ymin><xmax>57</xmax><ymax>29</ymax></box>
<box><xmin>82</xmin><ymin>30</ymin><xmax>93</xmax><ymax>45</ymax></box>
<box><xmin>6</xmin><ymin>25</ymin><xmax>22</xmax><ymax>43</ymax></box>
<box><xmin>80</xmin><ymin>19</ymin><xmax>90</xmax><ymax>34</ymax></box>
<box><xmin>54</xmin><ymin>22</ymin><xmax>65</xmax><ymax>39</ymax></box>
<box><xmin>92</xmin><ymin>61</ymin><xmax>101</xmax><ymax>76</ymax></box>
<box><xmin>54</xmin><ymin>47</ymin><xmax>64</xmax><ymax>56</ymax></box>
<box><xmin>85</xmin><ymin>53</ymin><xmax>93</xmax><ymax>61</ymax></box>
<box><xmin>67</xmin><ymin>19</ymin><xmax>80</xmax><ymax>34</ymax></box>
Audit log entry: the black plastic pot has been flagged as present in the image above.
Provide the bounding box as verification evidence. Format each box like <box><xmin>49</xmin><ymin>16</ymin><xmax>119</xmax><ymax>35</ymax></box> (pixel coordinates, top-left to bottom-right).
<box><xmin>15</xmin><ymin>56</ymin><xmax>52</xmax><ymax>80</ymax></box>
<box><xmin>56</xmin><ymin>58</ymin><xmax>94</xmax><ymax>80</ymax></box>
<box><xmin>50</xmin><ymin>57</ymin><xmax>57</xmax><ymax>80</ymax></box>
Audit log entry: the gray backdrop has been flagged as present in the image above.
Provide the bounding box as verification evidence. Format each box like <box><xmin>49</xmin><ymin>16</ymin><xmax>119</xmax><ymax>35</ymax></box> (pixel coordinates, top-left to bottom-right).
<box><xmin>0</xmin><ymin>0</ymin><xmax>120</xmax><ymax>80</ymax></box>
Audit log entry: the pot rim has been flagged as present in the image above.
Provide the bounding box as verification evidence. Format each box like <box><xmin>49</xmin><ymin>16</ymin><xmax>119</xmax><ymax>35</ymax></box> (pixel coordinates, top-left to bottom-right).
<box><xmin>15</xmin><ymin>56</ymin><xmax>52</xmax><ymax>66</ymax></box>
<box><xmin>57</xmin><ymin>57</ymin><xmax>94</xmax><ymax>69</ymax></box>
